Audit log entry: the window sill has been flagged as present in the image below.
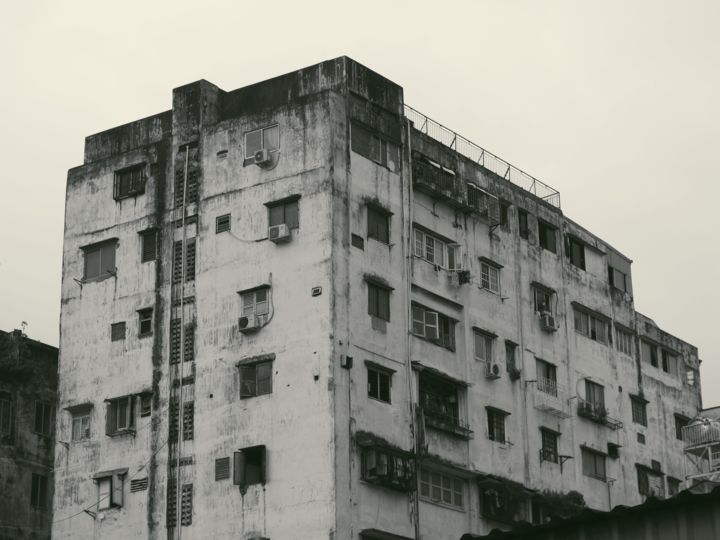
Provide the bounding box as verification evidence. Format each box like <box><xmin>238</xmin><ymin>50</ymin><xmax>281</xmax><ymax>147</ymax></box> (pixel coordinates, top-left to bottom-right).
<box><xmin>113</xmin><ymin>192</ymin><xmax>145</xmax><ymax>201</ymax></box>
<box><xmin>139</xmin><ymin>333</ymin><xmax>153</xmax><ymax>339</ymax></box>
<box><xmin>411</xmin><ymin>333</ymin><xmax>455</xmax><ymax>352</ymax></box>
<box><xmin>108</xmin><ymin>428</ymin><xmax>135</xmax><ymax>438</ymax></box>
<box><xmin>361</xmin><ymin>477</ymin><xmax>413</xmax><ymax>493</ymax></box>
<box><xmin>478</xmin><ymin>286</ymin><xmax>500</xmax><ymax>296</ymax></box>
<box><xmin>419</xmin><ymin>496</ymin><xmax>466</xmax><ymax>513</ymax></box>
<box><xmin>368</xmin><ymin>396</ymin><xmax>391</xmax><ymax>405</ymax></box>
<box><xmin>425</xmin><ymin>416</ymin><xmax>473</xmax><ymax>440</ymax></box>
<box><xmin>83</xmin><ymin>273</ymin><xmax>116</xmax><ymax>284</ymax></box>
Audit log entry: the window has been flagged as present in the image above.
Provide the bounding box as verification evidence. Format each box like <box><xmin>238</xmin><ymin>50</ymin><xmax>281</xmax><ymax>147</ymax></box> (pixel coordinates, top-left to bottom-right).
<box><xmin>532</xmin><ymin>283</ymin><xmax>555</xmax><ymax>316</ymax></box>
<box><xmin>540</xmin><ymin>428</ymin><xmax>559</xmax><ymax>463</ymax></box>
<box><xmin>351</xmin><ymin>122</ymin><xmax>400</xmax><ymax>172</ymax></box>
<box><xmin>105</xmin><ymin>396</ymin><xmax>135</xmax><ymax>435</ymax></box>
<box><xmin>538</xmin><ymin>221</ymin><xmax>557</xmax><ymax>253</ymax></box>
<box><xmin>419</xmin><ymin>372</ymin><xmax>464</xmax><ymax>430</ymax></box>
<box><xmin>367</xmin><ymin>282</ymin><xmax>391</xmax><ymax>322</ymax></box>
<box><xmin>0</xmin><ymin>393</ymin><xmax>13</xmax><ymax>439</ymax></box>
<box><xmin>505</xmin><ymin>341</ymin><xmax>519</xmax><ymax>375</ymax></box>
<box><xmin>480</xmin><ymin>485</ymin><xmax>516</xmax><ymax>523</ymax></box>
<box><xmin>71</xmin><ymin>409</ymin><xmax>91</xmax><ymax>441</ymax></box>
<box><xmin>367</xmin><ymin>365</ymin><xmax>391</xmax><ymax>403</ymax></box>
<box><xmin>518</xmin><ymin>209</ymin><xmax>529</xmax><ymax>239</ymax></box>
<box><xmin>584</xmin><ymin>380</ymin><xmax>606</xmax><ymax>411</ymax></box>
<box><xmin>114</xmin><ymin>164</ymin><xmax>146</xmax><ymax>200</ymax></box>
<box><xmin>631</xmin><ymin>395</ymin><xmax>648</xmax><ymax>427</ymax></box>
<box><xmin>661</xmin><ymin>350</ymin><xmax>678</xmax><ymax>375</ymax></box>
<box><xmin>172</xmin><ymin>238</ymin><xmax>196</xmax><ymax>283</ymax></box>
<box><xmin>608</xmin><ymin>265</ymin><xmax>628</xmax><ymax>292</ymax></box>
<box><xmin>95</xmin><ymin>470</ymin><xmax>126</xmax><ymax>510</ymax></box>
<box><xmin>536</xmin><ymin>359</ymin><xmax>557</xmax><ymax>396</ymax></box>
<box><xmin>473</xmin><ymin>329</ymin><xmax>494</xmax><ymax>363</ymax></box>
<box><xmin>30</xmin><ymin>473</ymin><xmax>48</xmax><ymax>509</ymax></box>
<box><xmin>139</xmin><ymin>394</ymin><xmax>151</xmax><ymax>417</ymax></box>
<box><xmin>674</xmin><ymin>414</ymin><xmax>690</xmax><ymax>441</ymax></box>
<box><xmin>419</xmin><ymin>469</ymin><xmax>464</xmax><ymax>508</ymax></box>
<box><xmin>241</xmin><ymin>287</ymin><xmax>270</xmax><ymax>318</ymax></box>
<box><xmin>82</xmin><ymin>240</ymin><xmax>117</xmax><ymax>281</ymax></box>
<box><xmin>573</xmin><ymin>307</ymin><xmax>610</xmax><ymax>344</ymax></box>
<box><xmin>34</xmin><ymin>402</ymin><xmax>53</xmax><ymax>437</ymax></box>
<box><xmin>367</xmin><ymin>206</ymin><xmax>390</xmax><ymax>244</ymax></box>
<box><xmin>215</xmin><ymin>457</ymin><xmax>231</xmax><ymax>481</ymax></box>
<box><xmin>479</xmin><ymin>259</ymin><xmax>500</xmax><ymax>293</ymax></box>
<box><xmin>110</xmin><ymin>321</ymin><xmax>126</xmax><ymax>341</ymax></box>
<box><xmin>140</xmin><ymin>229</ymin><xmax>158</xmax><ymax>263</ymax></box>
<box><xmin>581</xmin><ymin>448</ymin><xmax>606</xmax><ymax>480</ymax></box>
<box><xmin>216</xmin><ymin>213</ymin><xmax>231</xmax><ymax>233</ymax></box>
<box><xmin>233</xmin><ymin>445</ymin><xmax>266</xmax><ymax>489</ymax></box>
<box><xmin>411</xmin><ymin>304</ymin><xmax>455</xmax><ymax>350</ymax></box>
<box><xmin>499</xmin><ymin>200</ymin><xmax>511</xmax><ymax>227</ymax></box>
<box><xmin>239</xmin><ymin>361</ymin><xmax>273</xmax><ymax>398</ymax></box>
<box><xmin>667</xmin><ymin>477</ymin><xmax>681</xmax><ymax>497</ymax></box>
<box><xmin>637</xmin><ymin>465</ymin><xmax>665</xmax><ymax>497</ymax></box>
<box><xmin>361</xmin><ymin>447</ymin><xmax>413</xmax><ymax>491</ymax></box>
<box><xmin>138</xmin><ymin>308</ymin><xmax>153</xmax><ymax>337</ymax></box>
<box><xmin>267</xmin><ymin>197</ymin><xmax>299</xmax><ymax>229</ymax></box>
<box><xmin>642</xmin><ymin>340</ymin><xmax>659</xmax><ymax>368</ymax></box>
<box><xmin>487</xmin><ymin>408</ymin><xmax>508</xmax><ymax>443</ymax></box>
<box><xmin>607</xmin><ymin>442</ymin><xmax>621</xmax><ymax>459</ymax></box>
<box><xmin>170</xmin><ymin>319</ymin><xmax>194</xmax><ymax>363</ymax></box>
<box><xmin>566</xmin><ymin>236</ymin><xmax>586</xmax><ymax>270</ymax></box>
<box><xmin>167</xmin><ymin>481</ymin><xmax>192</xmax><ymax>526</ymax></box>
<box><xmin>245</xmin><ymin>124</ymin><xmax>279</xmax><ymax>159</ymax></box>
<box><xmin>616</xmin><ymin>327</ymin><xmax>633</xmax><ymax>356</ymax></box>
<box><xmin>413</xmin><ymin>228</ymin><xmax>460</xmax><ymax>270</ymax></box>
<box><xmin>351</xmin><ymin>234</ymin><xmax>364</xmax><ymax>249</ymax></box>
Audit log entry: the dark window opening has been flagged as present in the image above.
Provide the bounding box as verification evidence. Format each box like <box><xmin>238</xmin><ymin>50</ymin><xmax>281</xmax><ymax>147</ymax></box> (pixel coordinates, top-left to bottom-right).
<box><xmin>608</xmin><ymin>265</ymin><xmax>628</xmax><ymax>292</ymax></box>
<box><xmin>674</xmin><ymin>414</ymin><xmax>690</xmax><ymax>441</ymax></box>
<box><xmin>566</xmin><ymin>236</ymin><xmax>586</xmax><ymax>270</ymax></box>
<box><xmin>367</xmin><ymin>367</ymin><xmax>391</xmax><ymax>403</ymax></box>
<box><xmin>538</xmin><ymin>221</ymin><xmax>557</xmax><ymax>253</ymax></box>
<box><xmin>367</xmin><ymin>282</ymin><xmax>391</xmax><ymax>322</ymax></box>
<box><xmin>351</xmin><ymin>234</ymin><xmax>365</xmax><ymax>249</ymax></box>
<box><xmin>233</xmin><ymin>445</ymin><xmax>266</xmax><ymax>489</ymax></box>
<box><xmin>34</xmin><ymin>401</ymin><xmax>54</xmax><ymax>437</ymax></box>
<box><xmin>419</xmin><ymin>373</ymin><xmax>461</xmax><ymax>427</ymax></box>
<box><xmin>83</xmin><ymin>241</ymin><xmax>117</xmax><ymax>281</ymax></box>
<box><xmin>631</xmin><ymin>396</ymin><xmax>648</xmax><ymax>427</ymax></box>
<box><xmin>215</xmin><ymin>457</ymin><xmax>230</xmax><ymax>481</ymax></box>
<box><xmin>411</xmin><ymin>304</ymin><xmax>455</xmax><ymax>350</ymax></box>
<box><xmin>367</xmin><ymin>206</ymin><xmax>390</xmax><ymax>244</ymax></box>
<box><xmin>267</xmin><ymin>199</ymin><xmax>299</xmax><ymax>229</ymax></box>
<box><xmin>351</xmin><ymin>122</ymin><xmax>400</xmax><ymax>172</ymax></box>
<box><xmin>499</xmin><ymin>200</ymin><xmax>511</xmax><ymax>227</ymax></box>
<box><xmin>487</xmin><ymin>408</ymin><xmax>508</xmax><ymax>443</ymax></box>
<box><xmin>138</xmin><ymin>309</ymin><xmax>153</xmax><ymax>337</ymax></box>
<box><xmin>536</xmin><ymin>359</ymin><xmax>558</xmax><ymax>396</ymax></box>
<box><xmin>581</xmin><ymin>448</ymin><xmax>606</xmax><ymax>480</ymax></box>
<box><xmin>114</xmin><ymin>164</ymin><xmax>146</xmax><ymax>200</ymax></box>
<box><xmin>518</xmin><ymin>209</ymin><xmax>529</xmax><ymax>239</ymax></box>
<box><xmin>111</xmin><ymin>322</ymin><xmax>126</xmax><ymax>341</ymax></box>
<box><xmin>140</xmin><ymin>229</ymin><xmax>158</xmax><ymax>263</ymax></box>
<box><xmin>30</xmin><ymin>473</ymin><xmax>48</xmax><ymax>509</ymax></box>
<box><xmin>240</xmin><ymin>361</ymin><xmax>273</xmax><ymax>398</ymax></box>
<box><xmin>541</xmin><ymin>429</ymin><xmax>559</xmax><ymax>463</ymax></box>
<box><xmin>106</xmin><ymin>396</ymin><xmax>135</xmax><ymax>435</ymax></box>
<box><xmin>362</xmin><ymin>447</ymin><xmax>413</xmax><ymax>491</ymax></box>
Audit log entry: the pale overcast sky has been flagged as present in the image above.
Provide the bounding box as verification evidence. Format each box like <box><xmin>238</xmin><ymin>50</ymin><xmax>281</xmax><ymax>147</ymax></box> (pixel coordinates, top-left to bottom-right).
<box><xmin>1</xmin><ymin>1</ymin><xmax>718</xmax><ymax>406</ymax></box>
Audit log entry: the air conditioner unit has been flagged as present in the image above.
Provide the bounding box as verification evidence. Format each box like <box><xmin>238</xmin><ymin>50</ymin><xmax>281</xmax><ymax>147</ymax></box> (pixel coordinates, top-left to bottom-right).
<box><xmin>485</xmin><ymin>362</ymin><xmax>501</xmax><ymax>379</ymax></box>
<box><xmin>268</xmin><ymin>224</ymin><xmax>291</xmax><ymax>243</ymax></box>
<box><xmin>254</xmin><ymin>148</ymin><xmax>271</xmax><ymax>166</ymax></box>
<box><xmin>239</xmin><ymin>314</ymin><xmax>263</xmax><ymax>334</ymax></box>
<box><xmin>540</xmin><ymin>312</ymin><xmax>557</xmax><ymax>332</ymax></box>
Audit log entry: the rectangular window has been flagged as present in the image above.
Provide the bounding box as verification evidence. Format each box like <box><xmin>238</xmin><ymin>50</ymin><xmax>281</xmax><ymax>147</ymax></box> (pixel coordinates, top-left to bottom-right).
<box><xmin>473</xmin><ymin>330</ymin><xmax>494</xmax><ymax>363</ymax></box>
<box><xmin>486</xmin><ymin>408</ymin><xmax>508</xmax><ymax>443</ymax></box>
<box><xmin>585</xmin><ymin>380</ymin><xmax>606</xmax><ymax>411</ymax></box>
<box><xmin>71</xmin><ymin>410</ymin><xmax>91</xmax><ymax>441</ymax></box>
<box><xmin>637</xmin><ymin>466</ymin><xmax>665</xmax><ymax>497</ymax></box>
<box><xmin>105</xmin><ymin>396</ymin><xmax>135</xmax><ymax>435</ymax></box>
<box><xmin>267</xmin><ymin>198</ymin><xmax>299</xmax><ymax>229</ymax></box>
<box><xmin>567</xmin><ymin>236</ymin><xmax>586</xmax><ymax>270</ymax></box>
<box><xmin>411</xmin><ymin>304</ymin><xmax>455</xmax><ymax>350</ymax></box>
<box><xmin>500</xmin><ymin>200</ymin><xmax>511</xmax><ymax>227</ymax></box>
<box><xmin>505</xmin><ymin>341</ymin><xmax>518</xmax><ymax>374</ymax></box>
<box><xmin>573</xmin><ymin>308</ymin><xmax>609</xmax><ymax>344</ymax></box>
<box><xmin>538</xmin><ymin>221</ymin><xmax>557</xmax><ymax>253</ymax></box>
<box><xmin>170</xmin><ymin>319</ymin><xmax>194</xmax><ymax>363</ymax></box>
<box><xmin>540</xmin><ymin>429</ymin><xmax>559</xmax><ymax>463</ymax></box>
<box><xmin>114</xmin><ymin>164</ymin><xmax>146</xmax><ymax>200</ymax></box>
<box><xmin>367</xmin><ymin>366</ymin><xmax>391</xmax><ymax>403</ymax></box>
<box><xmin>138</xmin><ymin>308</ymin><xmax>153</xmax><ymax>337</ymax></box>
<box><xmin>30</xmin><ymin>473</ymin><xmax>48</xmax><ymax>509</ymax></box>
<box><xmin>581</xmin><ymin>448</ymin><xmax>606</xmax><ymax>480</ymax></box>
<box><xmin>362</xmin><ymin>447</ymin><xmax>413</xmax><ymax>491</ymax></box>
<box><xmin>245</xmin><ymin>125</ymin><xmax>279</xmax><ymax>159</ymax></box>
<box><xmin>216</xmin><ymin>213</ymin><xmax>231</xmax><ymax>234</ymax></box>
<box><xmin>533</xmin><ymin>285</ymin><xmax>555</xmax><ymax>316</ymax></box>
<box><xmin>631</xmin><ymin>396</ymin><xmax>648</xmax><ymax>427</ymax></box>
<box><xmin>34</xmin><ymin>402</ymin><xmax>53</xmax><ymax>437</ymax></box>
<box><xmin>674</xmin><ymin>414</ymin><xmax>690</xmax><ymax>441</ymax></box>
<box><xmin>413</xmin><ymin>228</ymin><xmax>460</xmax><ymax>270</ymax></box>
<box><xmin>642</xmin><ymin>341</ymin><xmax>659</xmax><ymax>368</ymax></box>
<box><xmin>0</xmin><ymin>394</ymin><xmax>13</xmax><ymax>437</ymax></box>
<box><xmin>608</xmin><ymin>265</ymin><xmax>628</xmax><ymax>292</ymax></box>
<box><xmin>667</xmin><ymin>477</ymin><xmax>681</xmax><ymax>497</ymax></box>
<box><xmin>233</xmin><ymin>445</ymin><xmax>266</xmax><ymax>489</ymax></box>
<box><xmin>419</xmin><ymin>372</ymin><xmax>462</xmax><ymax>427</ymax></box>
<box><xmin>536</xmin><ymin>359</ymin><xmax>558</xmax><ymax>396</ymax></box>
<box><xmin>140</xmin><ymin>229</ymin><xmax>158</xmax><ymax>263</ymax></box>
<box><xmin>480</xmin><ymin>261</ymin><xmax>500</xmax><ymax>293</ymax></box>
<box><xmin>241</xmin><ymin>288</ymin><xmax>270</xmax><ymax>318</ymax></box>
<box><xmin>661</xmin><ymin>350</ymin><xmax>678</xmax><ymax>375</ymax></box>
<box><xmin>419</xmin><ymin>469</ymin><xmax>464</xmax><ymax>509</ymax></box>
<box><xmin>110</xmin><ymin>322</ymin><xmax>126</xmax><ymax>341</ymax></box>
<box><xmin>83</xmin><ymin>241</ymin><xmax>117</xmax><ymax>281</ymax></box>
<box><xmin>518</xmin><ymin>209</ymin><xmax>529</xmax><ymax>239</ymax></box>
<box><xmin>172</xmin><ymin>238</ymin><xmax>196</xmax><ymax>283</ymax></box>
<box><xmin>616</xmin><ymin>327</ymin><xmax>633</xmax><ymax>356</ymax></box>
<box><xmin>239</xmin><ymin>361</ymin><xmax>273</xmax><ymax>398</ymax></box>
<box><xmin>351</xmin><ymin>122</ymin><xmax>400</xmax><ymax>172</ymax></box>
<box><xmin>367</xmin><ymin>282</ymin><xmax>391</xmax><ymax>322</ymax></box>
<box><xmin>367</xmin><ymin>206</ymin><xmax>390</xmax><ymax>244</ymax></box>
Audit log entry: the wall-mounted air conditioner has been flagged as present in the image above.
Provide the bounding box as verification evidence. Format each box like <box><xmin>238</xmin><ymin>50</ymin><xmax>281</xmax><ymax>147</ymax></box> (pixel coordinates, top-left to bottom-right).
<box><xmin>268</xmin><ymin>224</ymin><xmax>291</xmax><ymax>243</ymax></box>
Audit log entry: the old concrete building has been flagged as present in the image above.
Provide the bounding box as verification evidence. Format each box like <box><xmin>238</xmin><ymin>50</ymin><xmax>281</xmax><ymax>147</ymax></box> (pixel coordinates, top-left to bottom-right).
<box><xmin>54</xmin><ymin>57</ymin><xmax>705</xmax><ymax>539</ymax></box>
<box><xmin>0</xmin><ymin>329</ymin><xmax>58</xmax><ymax>540</ymax></box>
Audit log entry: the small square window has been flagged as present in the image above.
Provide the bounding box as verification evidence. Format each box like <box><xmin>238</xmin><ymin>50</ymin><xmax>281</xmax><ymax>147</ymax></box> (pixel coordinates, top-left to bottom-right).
<box><xmin>367</xmin><ymin>282</ymin><xmax>391</xmax><ymax>322</ymax></box>
<box><xmin>245</xmin><ymin>125</ymin><xmax>279</xmax><ymax>159</ymax></box>
<box><xmin>83</xmin><ymin>241</ymin><xmax>117</xmax><ymax>281</ymax></box>
<box><xmin>367</xmin><ymin>366</ymin><xmax>391</xmax><ymax>403</ymax></box>
<box><xmin>216</xmin><ymin>214</ymin><xmax>231</xmax><ymax>234</ymax></box>
<box><xmin>111</xmin><ymin>322</ymin><xmax>126</xmax><ymax>341</ymax></box>
<box><xmin>138</xmin><ymin>309</ymin><xmax>153</xmax><ymax>337</ymax></box>
<box><xmin>367</xmin><ymin>206</ymin><xmax>390</xmax><ymax>244</ymax></box>
<box><xmin>267</xmin><ymin>198</ymin><xmax>299</xmax><ymax>229</ymax></box>
<box><xmin>240</xmin><ymin>361</ymin><xmax>273</xmax><ymax>398</ymax></box>
<box><xmin>114</xmin><ymin>164</ymin><xmax>146</xmax><ymax>200</ymax></box>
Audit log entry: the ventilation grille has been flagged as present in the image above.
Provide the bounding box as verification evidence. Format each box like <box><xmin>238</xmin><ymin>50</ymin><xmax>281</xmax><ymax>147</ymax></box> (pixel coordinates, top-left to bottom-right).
<box><xmin>216</xmin><ymin>214</ymin><xmax>231</xmax><ymax>233</ymax></box>
<box><xmin>110</xmin><ymin>322</ymin><xmax>126</xmax><ymax>341</ymax></box>
<box><xmin>130</xmin><ymin>477</ymin><xmax>148</xmax><ymax>492</ymax></box>
<box><xmin>215</xmin><ymin>457</ymin><xmax>230</xmax><ymax>480</ymax></box>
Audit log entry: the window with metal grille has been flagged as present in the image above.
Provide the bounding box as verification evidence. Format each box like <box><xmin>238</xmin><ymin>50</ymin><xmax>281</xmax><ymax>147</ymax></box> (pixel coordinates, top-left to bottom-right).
<box><xmin>181</xmin><ymin>484</ymin><xmax>192</xmax><ymax>525</ymax></box>
<box><xmin>535</xmin><ymin>359</ymin><xmax>558</xmax><ymax>396</ymax></box>
<box><xmin>540</xmin><ymin>428</ymin><xmax>559</xmax><ymax>463</ymax></box>
<box><xmin>167</xmin><ymin>481</ymin><xmax>192</xmax><ymax>527</ymax></box>
<box><xmin>239</xmin><ymin>361</ymin><xmax>273</xmax><ymax>398</ymax></box>
<box><xmin>0</xmin><ymin>394</ymin><xmax>13</xmax><ymax>437</ymax></box>
<box><xmin>30</xmin><ymin>473</ymin><xmax>48</xmax><ymax>509</ymax></box>
<box><xmin>114</xmin><ymin>163</ymin><xmax>146</xmax><ymax>200</ymax></box>
<box><xmin>411</xmin><ymin>304</ymin><xmax>455</xmax><ymax>350</ymax></box>
<box><xmin>361</xmin><ymin>447</ymin><xmax>413</xmax><ymax>491</ymax></box>
<box><xmin>138</xmin><ymin>309</ymin><xmax>153</xmax><ymax>337</ymax></box>
<box><xmin>479</xmin><ymin>261</ymin><xmax>500</xmax><ymax>293</ymax></box>
<box><xmin>34</xmin><ymin>401</ymin><xmax>53</xmax><ymax>437</ymax></box>
<box><xmin>473</xmin><ymin>330</ymin><xmax>494</xmax><ymax>363</ymax></box>
<box><xmin>367</xmin><ymin>205</ymin><xmax>390</xmax><ymax>244</ymax></box>
<box><xmin>172</xmin><ymin>239</ymin><xmax>196</xmax><ymax>283</ymax></box>
<box><xmin>216</xmin><ymin>213</ymin><xmax>231</xmax><ymax>233</ymax></box>
<box><xmin>130</xmin><ymin>477</ymin><xmax>148</xmax><ymax>492</ymax></box>
<box><xmin>82</xmin><ymin>240</ymin><xmax>117</xmax><ymax>281</ymax></box>
<box><xmin>105</xmin><ymin>395</ymin><xmax>135</xmax><ymax>435</ymax></box>
<box><xmin>630</xmin><ymin>395</ymin><xmax>648</xmax><ymax>426</ymax></box>
<box><xmin>267</xmin><ymin>197</ymin><xmax>299</xmax><ymax>229</ymax></box>
<box><xmin>174</xmin><ymin>146</ymin><xmax>199</xmax><ymax>207</ymax></box>
<box><xmin>367</xmin><ymin>282</ymin><xmax>391</xmax><ymax>322</ymax></box>
<box><xmin>419</xmin><ymin>372</ymin><xmax>463</xmax><ymax>428</ymax></box>
<box><xmin>419</xmin><ymin>469</ymin><xmax>464</xmax><ymax>509</ymax></box>
<box><xmin>111</xmin><ymin>321</ymin><xmax>126</xmax><ymax>341</ymax></box>
<box><xmin>140</xmin><ymin>229</ymin><xmax>158</xmax><ymax>263</ymax></box>
<box><xmin>581</xmin><ymin>447</ymin><xmax>606</xmax><ymax>480</ymax></box>
<box><xmin>538</xmin><ymin>221</ymin><xmax>557</xmax><ymax>253</ymax></box>
<box><xmin>367</xmin><ymin>366</ymin><xmax>391</xmax><ymax>403</ymax></box>
<box><xmin>215</xmin><ymin>457</ymin><xmax>231</xmax><ymax>480</ymax></box>
<box><xmin>170</xmin><ymin>319</ymin><xmax>194</xmax><ymax>363</ymax></box>
<box><xmin>486</xmin><ymin>408</ymin><xmax>508</xmax><ymax>443</ymax></box>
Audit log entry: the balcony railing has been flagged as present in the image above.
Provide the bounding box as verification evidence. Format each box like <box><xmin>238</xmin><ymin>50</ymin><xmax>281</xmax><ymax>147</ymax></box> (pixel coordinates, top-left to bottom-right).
<box><xmin>682</xmin><ymin>420</ymin><xmax>720</xmax><ymax>449</ymax></box>
<box><xmin>411</xmin><ymin>159</ymin><xmax>466</xmax><ymax>205</ymax></box>
<box><xmin>405</xmin><ymin>105</ymin><xmax>561</xmax><ymax>208</ymax></box>
<box><xmin>532</xmin><ymin>377</ymin><xmax>570</xmax><ymax>418</ymax></box>
<box><xmin>421</xmin><ymin>406</ymin><xmax>473</xmax><ymax>439</ymax></box>
<box><xmin>577</xmin><ymin>397</ymin><xmax>623</xmax><ymax>430</ymax></box>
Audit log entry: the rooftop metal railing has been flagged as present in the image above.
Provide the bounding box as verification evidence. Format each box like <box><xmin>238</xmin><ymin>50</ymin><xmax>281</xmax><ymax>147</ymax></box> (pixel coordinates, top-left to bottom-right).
<box><xmin>404</xmin><ymin>105</ymin><xmax>561</xmax><ymax>209</ymax></box>
<box><xmin>682</xmin><ymin>420</ymin><xmax>720</xmax><ymax>448</ymax></box>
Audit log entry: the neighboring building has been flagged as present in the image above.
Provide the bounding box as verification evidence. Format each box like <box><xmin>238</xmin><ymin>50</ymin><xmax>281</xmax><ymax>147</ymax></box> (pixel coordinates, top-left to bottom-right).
<box><xmin>53</xmin><ymin>57</ymin><xmax>704</xmax><ymax>539</ymax></box>
<box><xmin>0</xmin><ymin>329</ymin><xmax>58</xmax><ymax>540</ymax></box>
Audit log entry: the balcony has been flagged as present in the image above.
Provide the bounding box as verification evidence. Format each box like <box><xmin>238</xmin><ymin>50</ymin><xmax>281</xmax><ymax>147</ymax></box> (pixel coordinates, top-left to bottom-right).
<box><xmin>532</xmin><ymin>377</ymin><xmax>570</xmax><ymax>418</ymax></box>
<box><xmin>682</xmin><ymin>419</ymin><xmax>720</xmax><ymax>452</ymax></box>
<box><xmin>411</xmin><ymin>158</ymin><xmax>467</xmax><ymax>207</ymax></box>
<box><xmin>577</xmin><ymin>398</ymin><xmax>623</xmax><ymax>430</ymax></box>
<box><xmin>420</xmin><ymin>406</ymin><xmax>473</xmax><ymax>440</ymax></box>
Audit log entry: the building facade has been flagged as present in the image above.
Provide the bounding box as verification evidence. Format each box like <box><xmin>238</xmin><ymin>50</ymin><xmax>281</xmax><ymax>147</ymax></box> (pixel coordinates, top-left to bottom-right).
<box><xmin>0</xmin><ymin>329</ymin><xmax>58</xmax><ymax>540</ymax></box>
<box><xmin>54</xmin><ymin>57</ymin><xmax>703</xmax><ymax>539</ymax></box>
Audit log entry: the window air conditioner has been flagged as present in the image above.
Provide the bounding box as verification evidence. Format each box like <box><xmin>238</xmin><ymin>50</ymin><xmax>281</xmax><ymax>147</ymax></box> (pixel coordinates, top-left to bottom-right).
<box><xmin>485</xmin><ymin>362</ymin><xmax>501</xmax><ymax>379</ymax></box>
<box><xmin>254</xmin><ymin>148</ymin><xmax>271</xmax><ymax>166</ymax></box>
<box><xmin>239</xmin><ymin>314</ymin><xmax>262</xmax><ymax>334</ymax></box>
<box><xmin>540</xmin><ymin>312</ymin><xmax>557</xmax><ymax>333</ymax></box>
<box><xmin>268</xmin><ymin>224</ymin><xmax>291</xmax><ymax>243</ymax></box>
